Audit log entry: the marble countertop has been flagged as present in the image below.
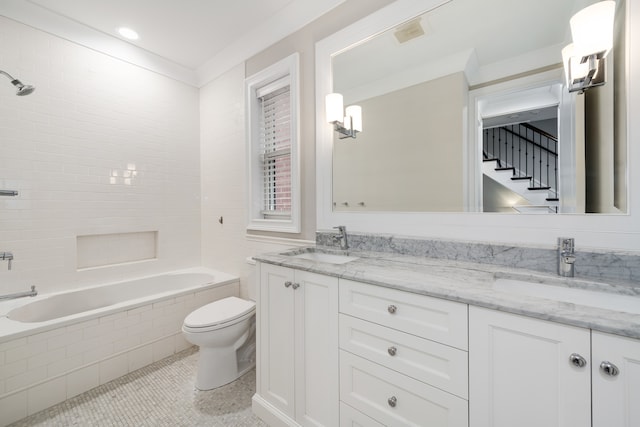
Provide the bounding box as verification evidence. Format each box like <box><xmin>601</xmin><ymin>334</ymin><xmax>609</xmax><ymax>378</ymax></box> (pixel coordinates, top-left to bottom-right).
<box><xmin>254</xmin><ymin>246</ymin><xmax>640</xmax><ymax>339</ymax></box>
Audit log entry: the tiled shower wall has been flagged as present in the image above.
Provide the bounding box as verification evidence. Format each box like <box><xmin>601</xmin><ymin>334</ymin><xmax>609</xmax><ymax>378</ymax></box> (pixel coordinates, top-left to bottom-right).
<box><xmin>0</xmin><ymin>16</ymin><xmax>201</xmax><ymax>294</ymax></box>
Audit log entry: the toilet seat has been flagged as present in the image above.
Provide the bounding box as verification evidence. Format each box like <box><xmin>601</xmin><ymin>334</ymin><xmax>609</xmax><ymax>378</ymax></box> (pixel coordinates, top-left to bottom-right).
<box><xmin>183</xmin><ymin>296</ymin><xmax>255</xmax><ymax>332</ymax></box>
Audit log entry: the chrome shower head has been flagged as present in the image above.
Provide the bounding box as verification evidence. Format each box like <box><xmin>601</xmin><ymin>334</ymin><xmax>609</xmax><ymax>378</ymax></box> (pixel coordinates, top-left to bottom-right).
<box><xmin>13</xmin><ymin>80</ymin><xmax>35</xmax><ymax>96</ymax></box>
<box><xmin>0</xmin><ymin>69</ymin><xmax>35</xmax><ymax>96</ymax></box>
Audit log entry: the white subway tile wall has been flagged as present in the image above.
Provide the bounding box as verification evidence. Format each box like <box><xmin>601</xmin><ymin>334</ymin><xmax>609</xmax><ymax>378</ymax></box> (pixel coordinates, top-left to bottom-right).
<box><xmin>0</xmin><ymin>282</ymin><xmax>237</xmax><ymax>426</ymax></box>
<box><xmin>0</xmin><ymin>15</ymin><xmax>201</xmax><ymax>295</ymax></box>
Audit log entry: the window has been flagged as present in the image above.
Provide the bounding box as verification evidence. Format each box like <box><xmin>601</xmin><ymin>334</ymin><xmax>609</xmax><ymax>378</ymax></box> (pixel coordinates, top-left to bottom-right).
<box><xmin>245</xmin><ymin>53</ymin><xmax>300</xmax><ymax>233</ymax></box>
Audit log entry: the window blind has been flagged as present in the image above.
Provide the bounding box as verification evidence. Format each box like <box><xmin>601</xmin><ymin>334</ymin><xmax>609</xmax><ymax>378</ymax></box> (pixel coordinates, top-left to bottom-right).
<box><xmin>258</xmin><ymin>84</ymin><xmax>291</xmax><ymax>218</ymax></box>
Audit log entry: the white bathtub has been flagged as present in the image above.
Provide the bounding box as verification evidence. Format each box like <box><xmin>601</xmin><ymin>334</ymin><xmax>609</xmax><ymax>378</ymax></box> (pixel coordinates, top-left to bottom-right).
<box><xmin>6</xmin><ymin>271</ymin><xmax>233</xmax><ymax>323</ymax></box>
<box><xmin>0</xmin><ymin>267</ymin><xmax>240</xmax><ymax>426</ymax></box>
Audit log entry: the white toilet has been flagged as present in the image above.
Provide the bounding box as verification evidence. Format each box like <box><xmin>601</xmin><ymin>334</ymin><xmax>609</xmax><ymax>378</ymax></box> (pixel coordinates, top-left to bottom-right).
<box><xmin>182</xmin><ymin>296</ymin><xmax>256</xmax><ymax>390</ymax></box>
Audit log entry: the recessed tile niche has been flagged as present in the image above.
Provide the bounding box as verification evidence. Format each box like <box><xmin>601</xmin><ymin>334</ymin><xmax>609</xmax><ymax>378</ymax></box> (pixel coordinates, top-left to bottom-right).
<box><xmin>77</xmin><ymin>231</ymin><xmax>158</xmax><ymax>269</ymax></box>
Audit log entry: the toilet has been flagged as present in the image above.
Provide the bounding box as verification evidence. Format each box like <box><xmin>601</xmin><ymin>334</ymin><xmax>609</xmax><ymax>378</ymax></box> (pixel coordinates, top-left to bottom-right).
<box><xmin>182</xmin><ymin>296</ymin><xmax>256</xmax><ymax>390</ymax></box>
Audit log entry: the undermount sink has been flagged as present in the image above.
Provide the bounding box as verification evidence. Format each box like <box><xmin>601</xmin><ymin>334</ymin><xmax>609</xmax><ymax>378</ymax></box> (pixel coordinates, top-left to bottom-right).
<box><xmin>290</xmin><ymin>252</ymin><xmax>359</xmax><ymax>265</ymax></box>
<box><xmin>494</xmin><ymin>277</ymin><xmax>640</xmax><ymax>314</ymax></box>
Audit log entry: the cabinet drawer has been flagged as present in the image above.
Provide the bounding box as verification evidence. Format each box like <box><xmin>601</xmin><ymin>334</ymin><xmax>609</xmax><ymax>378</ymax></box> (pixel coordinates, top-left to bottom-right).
<box><xmin>339</xmin><ymin>279</ymin><xmax>468</xmax><ymax>350</ymax></box>
<box><xmin>340</xmin><ymin>351</ymin><xmax>468</xmax><ymax>427</ymax></box>
<box><xmin>340</xmin><ymin>314</ymin><xmax>468</xmax><ymax>399</ymax></box>
<box><xmin>340</xmin><ymin>402</ymin><xmax>385</xmax><ymax>427</ymax></box>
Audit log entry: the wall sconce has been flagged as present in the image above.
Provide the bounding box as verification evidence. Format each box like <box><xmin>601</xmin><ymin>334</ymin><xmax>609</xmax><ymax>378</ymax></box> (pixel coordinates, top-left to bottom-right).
<box><xmin>326</xmin><ymin>93</ymin><xmax>362</xmax><ymax>138</ymax></box>
<box><xmin>562</xmin><ymin>1</ymin><xmax>615</xmax><ymax>93</ymax></box>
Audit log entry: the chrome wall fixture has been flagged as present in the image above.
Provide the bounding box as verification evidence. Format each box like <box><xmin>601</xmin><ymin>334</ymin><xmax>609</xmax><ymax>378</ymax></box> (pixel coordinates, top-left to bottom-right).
<box><xmin>0</xmin><ymin>69</ymin><xmax>35</xmax><ymax>96</ymax></box>
<box><xmin>1</xmin><ymin>252</ymin><xmax>14</xmax><ymax>270</ymax></box>
<box><xmin>326</xmin><ymin>93</ymin><xmax>362</xmax><ymax>139</ymax></box>
<box><xmin>562</xmin><ymin>1</ymin><xmax>616</xmax><ymax>93</ymax></box>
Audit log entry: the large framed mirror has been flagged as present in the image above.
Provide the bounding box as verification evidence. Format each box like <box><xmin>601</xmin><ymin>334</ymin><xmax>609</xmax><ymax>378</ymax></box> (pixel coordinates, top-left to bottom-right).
<box><xmin>315</xmin><ymin>0</ymin><xmax>639</xmax><ymax>250</ymax></box>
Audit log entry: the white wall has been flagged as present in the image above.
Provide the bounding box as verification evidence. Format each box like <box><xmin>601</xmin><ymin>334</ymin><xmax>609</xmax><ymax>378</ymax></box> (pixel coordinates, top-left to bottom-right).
<box><xmin>199</xmin><ymin>0</ymin><xmax>394</xmax><ymax>297</ymax></box>
<box><xmin>333</xmin><ymin>72</ymin><xmax>467</xmax><ymax>212</ymax></box>
<box><xmin>0</xmin><ymin>16</ymin><xmax>201</xmax><ymax>295</ymax></box>
<box><xmin>199</xmin><ymin>64</ymin><xmax>313</xmax><ymax>298</ymax></box>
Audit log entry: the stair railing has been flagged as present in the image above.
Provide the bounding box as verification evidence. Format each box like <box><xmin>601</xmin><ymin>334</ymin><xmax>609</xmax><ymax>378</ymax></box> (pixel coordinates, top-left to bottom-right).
<box><xmin>483</xmin><ymin>123</ymin><xmax>558</xmax><ymax>197</ymax></box>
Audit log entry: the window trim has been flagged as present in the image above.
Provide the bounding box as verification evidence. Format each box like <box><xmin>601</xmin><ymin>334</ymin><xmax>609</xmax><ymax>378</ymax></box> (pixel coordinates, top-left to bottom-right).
<box><xmin>245</xmin><ymin>53</ymin><xmax>300</xmax><ymax>233</ymax></box>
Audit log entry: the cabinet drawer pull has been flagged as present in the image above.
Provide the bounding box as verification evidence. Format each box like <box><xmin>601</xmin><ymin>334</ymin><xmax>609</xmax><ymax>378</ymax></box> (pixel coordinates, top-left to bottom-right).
<box><xmin>292</xmin><ymin>283</ymin><xmax>300</xmax><ymax>290</ymax></box>
<box><xmin>600</xmin><ymin>361</ymin><xmax>620</xmax><ymax>376</ymax></box>
<box><xmin>387</xmin><ymin>396</ymin><xmax>397</xmax><ymax>408</ymax></box>
<box><xmin>284</xmin><ymin>281</ymin><xmax>292</xmax><ymax>288</ymax></box>
<box><xmin>387</xmin><ymin>346</ymin><xmax>397</xmax><ymax>356</ymax></box>
<box><xmin>387</xmin><ymin>304</ymin><xmax>397</xmax><ymax>314</ymax></box>
<box><xmin>569</xmin><ymin>353</ymin><xmax>587</xmax><ymax>368</ymax></box>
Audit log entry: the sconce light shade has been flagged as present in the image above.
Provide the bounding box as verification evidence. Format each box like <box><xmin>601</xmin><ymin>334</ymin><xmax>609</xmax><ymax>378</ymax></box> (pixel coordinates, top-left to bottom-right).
<box><xmin>326</xmin><ymin>92</ymin><xmax>362</xmax><ymax>138</ymax></box>
<box><xmin>563</xmin><ymin>1</ymin><xmax>615</xmax><ymax>93</ymax></box>
<box><xmin>326</xmin><ymin>93</ymin><xmax>344</xmax><ymax>123</ymax></box>
<box><xmin>345</xmin><ymin>105</ymin><xmax>362</xmax><ymax>132</ymax></box>
<box><xmin>570</xmin><ymin>1</ymin><xmax>615</xmax><ymax>58</ymax></box>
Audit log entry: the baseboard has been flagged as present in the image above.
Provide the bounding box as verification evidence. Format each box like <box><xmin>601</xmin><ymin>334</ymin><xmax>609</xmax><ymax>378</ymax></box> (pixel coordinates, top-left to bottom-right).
<box><xmin>252</xmin><ymin>394</ymin><xmax>298</xmax><ymax>427</ymax></box>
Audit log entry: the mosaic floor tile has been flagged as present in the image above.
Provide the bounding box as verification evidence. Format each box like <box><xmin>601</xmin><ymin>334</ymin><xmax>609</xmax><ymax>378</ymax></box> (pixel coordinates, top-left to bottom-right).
<box><xmin>9</xmin><ymin>347</ymin><xmax>267</xmax><ymax>426</ymax></box>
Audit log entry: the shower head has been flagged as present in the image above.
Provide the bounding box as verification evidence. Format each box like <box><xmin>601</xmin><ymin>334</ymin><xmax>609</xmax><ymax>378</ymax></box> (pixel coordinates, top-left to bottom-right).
<box><xmin>13</xmin><ymin>80</ymin><xmax>35</xmax><ymax>96</ymax></box>
<box><xmin>0</xmin><ymin>69</ymin><xmax>35</xmax><ymax>96</ymax></box>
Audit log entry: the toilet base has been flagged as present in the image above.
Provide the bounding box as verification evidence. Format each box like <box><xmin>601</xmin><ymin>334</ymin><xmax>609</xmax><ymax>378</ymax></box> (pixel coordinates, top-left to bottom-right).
<box><xmin>194</xmin><ymin>337</ymin><xmax>256</xmax><ymax>391</ymax></box>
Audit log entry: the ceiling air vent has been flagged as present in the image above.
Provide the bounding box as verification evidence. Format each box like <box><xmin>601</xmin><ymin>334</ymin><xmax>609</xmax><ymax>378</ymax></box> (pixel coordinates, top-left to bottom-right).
<box><xmin>394</xmin><ymin>18</ymin><xmax>425</xmax><ymax>44</ymax></box>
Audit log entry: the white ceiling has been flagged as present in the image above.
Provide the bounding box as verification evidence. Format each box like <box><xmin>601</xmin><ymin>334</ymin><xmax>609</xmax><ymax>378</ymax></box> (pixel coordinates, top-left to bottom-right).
<box><xmin>0</xmin><ymin>0</ymin><xmax>347</xmax><ymax>86</ymax></box>
<box><xmin>334</xmin><ymin>0</ymin><xmax>597</xmax><ymax>99</ymax></box>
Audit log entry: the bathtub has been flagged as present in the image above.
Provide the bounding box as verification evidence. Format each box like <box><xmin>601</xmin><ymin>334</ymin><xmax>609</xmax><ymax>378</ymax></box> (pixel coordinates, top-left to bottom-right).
<box><xmin>0</xmin><ymin>267</ymin><xmax>240</xmax><ymax>426</ymax></box>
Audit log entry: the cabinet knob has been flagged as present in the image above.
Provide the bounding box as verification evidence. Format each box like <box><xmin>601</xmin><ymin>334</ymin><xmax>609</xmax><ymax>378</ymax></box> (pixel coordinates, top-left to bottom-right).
<box><xmin>292</xmin><ymin>283</ymin><xmax>300</xmax><ymax>290</ymax></box>
<box><xmin>600</xmin><ymin>361</ymin><xmax>620</xmax><ymax>376</ymax></box>
<box><xmin>388</xmin><ymin>346</ymin><xmax>397</xmax><ymax>356</ymax></box>
<box><xmin>569</xmin><ymin>353</ymin><xmax>587</xmax><ymax>368</ymax></box>
<box><xmin>284</xmin><ymin>281</ymin><xmax>292</xmax><ymax>288</ymax></box>
<box><xmin>387</xmin><ymin>304</ymin><xmax>397</xmax><ymax>314</ymax></box>
<box><xmin>387</xmin><ymin>396</ymin><xmax>397</xmax><ymax>408</ymax></box>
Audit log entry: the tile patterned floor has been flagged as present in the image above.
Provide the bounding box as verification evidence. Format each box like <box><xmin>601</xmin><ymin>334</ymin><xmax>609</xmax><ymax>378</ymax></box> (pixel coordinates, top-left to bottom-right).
<box><xmin>9</xmin><ymin>347</ymin><xmax>267</xmax><ymax>426</ymax></box>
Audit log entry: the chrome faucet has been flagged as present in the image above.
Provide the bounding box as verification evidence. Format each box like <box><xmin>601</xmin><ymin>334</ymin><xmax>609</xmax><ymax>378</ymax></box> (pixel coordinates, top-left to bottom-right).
<box><xmin>333</xmin><ymin>226</ymin><xmax>349</xmax><ymax>250</ymax></box>
<box><xmin>1</xmin><ymin>252</ymin><xmax>13</xmax><ymax>270</ymax></box>
<box><xmin>558</xmin><ymin>238</ymin><xmax>576</xmax><ymax>277</ymax></box>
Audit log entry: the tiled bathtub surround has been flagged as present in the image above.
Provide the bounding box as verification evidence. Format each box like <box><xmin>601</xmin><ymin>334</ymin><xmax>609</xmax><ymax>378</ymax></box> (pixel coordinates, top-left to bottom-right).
<box><xmin>0</xmin><ymin>15</ymin><xmax>200</xmax><ymax>296</ymax></box>
<box><xmin>316</xmin><ymin>231</ymin><xmax>640</xmax><ymax>284</ymax></box>
<box><xmin>0</xmin><ymin>277</ymin><xmax>238</xmax><ymax>426</ymax></box>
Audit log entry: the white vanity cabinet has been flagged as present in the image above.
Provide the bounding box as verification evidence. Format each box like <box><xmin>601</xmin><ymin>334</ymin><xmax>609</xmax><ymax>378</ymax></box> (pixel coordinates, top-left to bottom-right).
<box><xmin>592</xmin><ymin>331</ymin><xmax>640</xmax><ymax>427</ymax></box>
<box><xmin>253</xmin><ymin>263</ymin><xmax>339</xmax><ymax>427</ymax></box>
<box><xmin>339</xmin><ymin>279</ymin><xmax>469</xmax><ymax>427</ymax></box>
<box><xmin>469</xmin><ymin>306</ymin><xmax>591</xmax><ymax>427</ymax></box>
<box><xmin>470</xmin><ymin>306</ymin><xmax>640</xmax><ymax>427</ymax></box>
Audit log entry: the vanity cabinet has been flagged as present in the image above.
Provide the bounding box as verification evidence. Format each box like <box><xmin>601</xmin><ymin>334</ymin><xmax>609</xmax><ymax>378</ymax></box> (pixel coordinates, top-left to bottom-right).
<box><xmin>592</xmin><ymin>331</ymin><xmax>640</xmax><ymax>427</ymax></box>
<box><xmin>470</xmin><ymin>306</ymin><xmax>640</xmax><ymax>427</ymax></box>
<box><xmin>253</xmin><ymin>263</ymin><xmax>339</xmax><ymax>427</ymax></box>
<box><xmin>254</xmin><ymin>259</ymin><xmax>640</xmax><ymax>427</ymax></box>
<box><xmin>339</xmin><ymin>279</ymin><xmax>469</xmax><ymax>427</ymax></box>
<box><xmin>469</xmin><ymin>306</ymin><xmax>591</xmax><ymax>427</ymax></box>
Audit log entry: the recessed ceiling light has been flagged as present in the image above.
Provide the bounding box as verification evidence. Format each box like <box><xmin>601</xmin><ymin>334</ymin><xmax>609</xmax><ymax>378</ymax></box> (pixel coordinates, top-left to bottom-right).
<box><xmin>117</xmin><ymin>27</ymin><xmax>139</xmax><ymax>40</ymax></box>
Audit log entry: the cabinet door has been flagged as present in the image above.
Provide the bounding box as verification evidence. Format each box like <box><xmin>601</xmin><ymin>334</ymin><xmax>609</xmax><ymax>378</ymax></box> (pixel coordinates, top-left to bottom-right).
<box><xmin>592</xmin><ymin>331</ymin><xmax>640</xmax><ymax>427</ymax></box>
<box><xmin>469</xmin><ymin>306</ymin><xmax>591</xmax><ymax>427</ymax></box>
<box><xmin>294</xmin><ymin>270</ymin><xmax>339</xmax><ymax>427</ymax></box>
<box><xmin>258</xmin><ymin>263</ymin><xmax>296</xmax><ymax>418</ymax></box>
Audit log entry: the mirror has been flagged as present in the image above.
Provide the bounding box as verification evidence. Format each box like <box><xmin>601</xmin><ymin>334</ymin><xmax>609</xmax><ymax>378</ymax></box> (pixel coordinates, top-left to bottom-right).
<box><xmin>329</xmin><ymin>0</ymin><xmax>627</xmax><ymax>214</ymax></box>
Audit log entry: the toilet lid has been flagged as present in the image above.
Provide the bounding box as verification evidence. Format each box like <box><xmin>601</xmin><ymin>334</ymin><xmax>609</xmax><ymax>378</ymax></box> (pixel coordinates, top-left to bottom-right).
<box><xmin>184</xmin><ymin>296</ymin><xmax>255</xmax><ymax>328</ymax></box>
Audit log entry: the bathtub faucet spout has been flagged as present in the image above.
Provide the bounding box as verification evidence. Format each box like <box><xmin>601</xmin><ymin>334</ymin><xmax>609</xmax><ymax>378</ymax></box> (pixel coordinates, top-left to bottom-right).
<box><xmin>0</xmin><ymin>285</ymin><xmax>37</xmax><ymax>300</ymax></box>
